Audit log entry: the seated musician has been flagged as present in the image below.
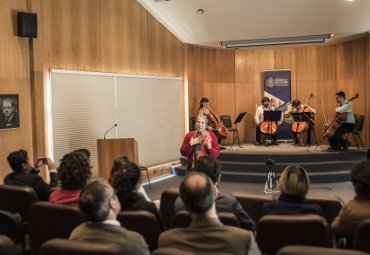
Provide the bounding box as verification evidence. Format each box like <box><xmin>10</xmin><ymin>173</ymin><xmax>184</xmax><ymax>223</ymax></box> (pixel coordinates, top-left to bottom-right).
<box><xmin>254</xmin><ymin>97</ymin><xmax>277</xmax><ymax>146</ymax></box>
<box><xmin>290</xmin><ymin>100</ymin><xmax>316</xmax><ymax>145</ymax></box>
<box><xmin>327</xmin><ymin>91</ymin><xmax>355</xmax><ymax>151</ymax></box>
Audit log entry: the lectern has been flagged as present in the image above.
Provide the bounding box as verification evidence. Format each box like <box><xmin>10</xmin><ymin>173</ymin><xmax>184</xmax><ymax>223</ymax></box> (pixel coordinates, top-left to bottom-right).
<box><xmin>97</xmin><ymin>138</ymin><xmax>139</xmax><ymax>179</ymax></box>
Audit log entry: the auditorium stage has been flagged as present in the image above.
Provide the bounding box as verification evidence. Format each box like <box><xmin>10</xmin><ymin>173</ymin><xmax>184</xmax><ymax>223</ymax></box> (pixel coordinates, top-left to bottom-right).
<box><xmin>173</xmin><ymin>143</ymin><xmax>368</xmax><ymax>183</ymax></box>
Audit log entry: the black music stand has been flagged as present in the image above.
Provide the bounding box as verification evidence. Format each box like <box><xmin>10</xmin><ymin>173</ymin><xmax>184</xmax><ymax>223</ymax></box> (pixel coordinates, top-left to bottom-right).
<box><xmin>231</xmin><ymin>112</ymin><xmax>247</xmax><ymax>149</ymax></box>
<box><xmin>263</xmin><ymin>110</ymin><xmax>282</xmax><ymax>145</ymax></box>
<box><xmin>291</xmin><ymin>112</ymin><xmax>311</xmax><ymax>146</ymax></box>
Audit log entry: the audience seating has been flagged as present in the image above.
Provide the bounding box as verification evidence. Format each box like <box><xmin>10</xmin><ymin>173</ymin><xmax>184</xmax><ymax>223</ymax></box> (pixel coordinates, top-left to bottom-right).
<box><xmin>277</xmin><ymin>245</ymin><xmax>369</xmax><ymax>255</ymax></box>
<box><xmin>39</xmin><ymin>238</ymin><xmax>123</xmax><ymax>255</ymax></box>
<box><xmin>0</xmin><ymin>210</ymin><xmax>24</xmax><ymax>254</ymax></box>
<box><xmin>160</xmin><ymin>188</ymin><xmax>179</xmax><ymax>229</ymax></box>
<box><xmin>231</xmin><ymin>192</ymin><xmax>274</xmax><ymax>222</ymax></box>
<box><xmin>306</xmin><ymin>194</ymin><xmax>344</xmax><ymax>225</ymax></box>
<box><xmin>0</xmin><ymin>235</ymin><xmax>17</xmax><ymax>255</ymax></box>
<box><xmin>30</xmin><ymin>202</ymin><xmax>85</xmax><ymax>255</ymax></box>
<box><xmin>152</xmin><ymin>247</ymin><xmax>231</xmax><ymax>255</ymax></box>
<box><xmin>353</xmin><ymin>219</ymin><xmax>370</xmax><ymax>253</ymax></box>
<box><xmin>256</xmin><ymin>214</ymin><xmax>333</xmax><ymax>255</ymax></box>
<box><xmin>0</xmin><ymin>184</ymin><xmax>39</xmax><ymax>224</ymax></box>
<box><xmin>172</xmin><ymin>210</ymin><xmax>240</xmax><ymax>228</ymax></box>
<box><xmin>116</xmin><ymin>210</ymin><xmax>163</xmax><ymax>252</ymax></box>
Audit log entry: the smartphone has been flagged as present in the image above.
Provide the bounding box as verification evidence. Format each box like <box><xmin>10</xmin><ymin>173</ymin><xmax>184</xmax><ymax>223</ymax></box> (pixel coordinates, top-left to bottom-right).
<box><xmin>41</xmin><ymin>158</ymin><xmax>48</xmax><ymax>164</ymax></box>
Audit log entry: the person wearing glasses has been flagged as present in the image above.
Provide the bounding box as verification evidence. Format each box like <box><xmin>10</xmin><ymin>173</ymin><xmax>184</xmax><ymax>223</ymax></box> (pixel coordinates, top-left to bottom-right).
<box><xmin>4</xmin><ymin>149</ymin><xmax>58</xmax><ymax>200</ymax></box>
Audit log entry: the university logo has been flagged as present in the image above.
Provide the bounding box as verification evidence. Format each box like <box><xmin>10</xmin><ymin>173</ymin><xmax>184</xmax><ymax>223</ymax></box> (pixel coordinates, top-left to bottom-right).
<box><xmin>266</xmin><ymin>77</ymin><xmax>275</xmax><ymax>88</ymax></box>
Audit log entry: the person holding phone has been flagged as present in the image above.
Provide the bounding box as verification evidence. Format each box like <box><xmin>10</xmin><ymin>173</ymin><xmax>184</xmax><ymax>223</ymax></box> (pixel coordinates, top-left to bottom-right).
<box><xmin>4</xmin><ymin>149</ymin><xmax>58</xmax><ymax>200</ymax></box>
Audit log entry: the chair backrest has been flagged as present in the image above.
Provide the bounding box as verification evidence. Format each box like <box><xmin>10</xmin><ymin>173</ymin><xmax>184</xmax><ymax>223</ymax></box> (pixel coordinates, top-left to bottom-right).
<box><xmin>189</xmin><ymin>117</ymin><xmax>197</xmax><ymax>131</ymax></box>
<box><xmin>0</xmin><ymin>184</ymin><xmax>39</xmax><ymax>222</ymax></box>
<box><xmin>172</xmin><ymin>210</ymin><xmax>240</xmax><ymax>228</ymax></box>
<box><xmin>277</xmin><ymin>245</ymin><xmax>369</xmax><ymax>255</ymax></box>
<box><xmin>0</xmin><ymin>210</ymin><xmax>22</xmax><ymax>244</ymax></box>
<box><xmin>117</xmin><ymin>210</ymin><xmax>163</xmax><ymax>252</ymax></box>
<box><xmin>353</xmin><ymin>219</ymin><xmax>370</xmax><ymax>253</ymax></box>
<box><xmin>160</xmin><ymin>188</ymin><xmax>179</xmax><ymax>229</ymax></box>
<box><xmin>30</xmin><ymin>202</ymin><xmax>85</xmax><ymax>255</ymax></box>
<box><xmin>306</xmin><ymin>194</ymin><xmax>343</xmax><ymax>225</ymax></box>
<box><xmin>152</xmin><ymin>247</ymin><xmax>196</xmax><ymax>255</ymax></box>
<box><xmin>0</xmin><ymin>235</ymin><xmax>17</xmax><ymax>255</ymax></box>
<box><xmin>220</xmin><ymin>115</ymin><xmax>232</xmax><ymax>128</ymax></box>
<box><xmin>39</xmin><ymin>238</ymin><xmax>123</xmax><ymax>255</ymax></box>
<box><xmin>353</xmin><ymin>115</ymin><xmax>365</xmax><ymax>133</ymax></box>
<box><xmin>256</xmin><ymin>214</ymin><xmax>333</xmax><ymax>255</ymax></box>
<box><xmin>231</xmin><ymin>192</ymin><xmax>274</xmax><ymax>222</ymax></box>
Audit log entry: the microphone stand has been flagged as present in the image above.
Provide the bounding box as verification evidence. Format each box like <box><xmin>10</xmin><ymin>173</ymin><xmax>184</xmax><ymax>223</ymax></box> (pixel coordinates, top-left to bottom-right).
<box><xmin>104</xmin><ymin>124</ymin><xmax>117</xmax><ymax>139</ymax></box>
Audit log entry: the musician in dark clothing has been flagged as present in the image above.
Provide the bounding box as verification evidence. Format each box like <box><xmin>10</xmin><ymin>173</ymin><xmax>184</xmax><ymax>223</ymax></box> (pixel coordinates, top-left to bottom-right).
<box><xmin>4</xmin><ymin>149</ymin><xmax>58</xmax><ymax>200</ymax></box>
<box><xmin>327</xmin><ymin>91</ymin><xmax>355</xmax><ymax>151</ymax></box>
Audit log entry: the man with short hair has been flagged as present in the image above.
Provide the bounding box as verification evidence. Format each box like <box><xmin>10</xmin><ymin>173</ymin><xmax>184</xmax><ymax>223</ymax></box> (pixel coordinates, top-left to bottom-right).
<box><xmin>1</xmin><ymin>97</ymin><xmax>19</xmax><ymax>128</ymax></box>
<box><xmin>160</xmin><ymin>172</ymin><xmax>260</xmax><ymax>255</ymax></box>
<box><xmin>70</xmin><ymin>180</ymin><xmax>149</xmax><ymax>255</ymax></box>
<box><xmin>4</xmin><ymin>149</ymin><xmax>58</xmax><ymax>200</ymax></box>
<box><xmin>174</xmin><ymin>156</ymin><xmax>255</xmax><ymax>231</ymax></box>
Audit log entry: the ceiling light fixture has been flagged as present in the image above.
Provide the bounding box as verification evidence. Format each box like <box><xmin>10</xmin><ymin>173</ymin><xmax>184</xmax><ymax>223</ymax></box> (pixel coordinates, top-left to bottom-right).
<box><xmin>221</xmin><ymin>34</ymin><xmax>330</xmax><ymax>48</ymax></box>
<box><xmin>197</xmin><ymin>9</ymin><xmax>205</xmax><ymax>15</ymax></box>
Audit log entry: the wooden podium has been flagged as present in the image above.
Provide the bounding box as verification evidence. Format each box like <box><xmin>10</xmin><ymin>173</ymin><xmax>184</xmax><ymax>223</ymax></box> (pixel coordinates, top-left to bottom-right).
<box><xmin>97</xmin><ymin>138</ymin><xmax>139</xmax><ymax>179</ymax></box>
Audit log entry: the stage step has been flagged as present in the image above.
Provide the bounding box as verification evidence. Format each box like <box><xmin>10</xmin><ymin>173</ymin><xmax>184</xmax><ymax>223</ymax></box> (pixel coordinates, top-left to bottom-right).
<box><xmin>174</xmin><ymin>148</ymin><xmax>367</xmax><ymax>183</ymax></box>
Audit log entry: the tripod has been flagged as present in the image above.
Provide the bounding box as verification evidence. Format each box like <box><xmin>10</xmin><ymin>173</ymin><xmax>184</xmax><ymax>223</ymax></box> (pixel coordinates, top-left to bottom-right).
<box><xmin>264</xmin><ymin>159</ymin><xmax>279</xmax><ymax>194</ymax></box>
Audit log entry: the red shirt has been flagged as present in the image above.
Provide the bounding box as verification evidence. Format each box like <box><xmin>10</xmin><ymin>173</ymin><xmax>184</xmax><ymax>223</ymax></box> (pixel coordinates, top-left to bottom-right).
<box><xmin>180</xmin><ymin>130</ymin><xmax>220</xmax><ymax>167</ymax></box>
<box><xmin>49</xmin><ymin>188</ymin><xmax>81</xmax><ymax>206</ymax></box>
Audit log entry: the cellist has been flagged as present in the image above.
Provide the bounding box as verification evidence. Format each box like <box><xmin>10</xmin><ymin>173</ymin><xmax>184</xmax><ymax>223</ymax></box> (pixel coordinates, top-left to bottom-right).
<box><xmin>290</xmin><ymin>99</ymin><xmax>316</xmax><ymax>145</ymax></box>
<box><xmin>327</xmin><ymin>91</ymin><xmax>355</xmax><ymax>151</ymax></box>
<box><xmin>254</xmin><ymin>97</ymin><xmax>278</xmax><ymax>146</ymax></box>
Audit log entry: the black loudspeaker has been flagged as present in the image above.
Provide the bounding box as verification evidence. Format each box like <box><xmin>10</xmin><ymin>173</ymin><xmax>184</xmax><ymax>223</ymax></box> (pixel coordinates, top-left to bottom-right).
<box><xmin>367</xmin><ymin>149</ymin><xmax>370</xmax><ymax>160</ymax></box>
<box><xmin>17</xmin><ymin>12</ymin><xmax>37</xmax><ymax>38</ymax></box>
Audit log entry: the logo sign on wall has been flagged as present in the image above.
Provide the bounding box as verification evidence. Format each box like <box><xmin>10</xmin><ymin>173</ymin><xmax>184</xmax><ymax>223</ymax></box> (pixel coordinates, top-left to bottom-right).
<box><xmin>263</xmin><ymin>70</ymin><xmax>291</xmax><ymax>140</ymax></box>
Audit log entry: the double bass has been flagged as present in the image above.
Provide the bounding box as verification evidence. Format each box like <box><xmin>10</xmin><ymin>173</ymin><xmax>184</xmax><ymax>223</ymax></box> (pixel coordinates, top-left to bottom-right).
<box><xmin>205</xmin><ymin>106</ymin><xmax>230</xmax><ymax>139</ymax></box>
<box><xmin>291</xmin><ymin>93</ymin><xmax>316</xmax><ymax>133</ymax></box>
<box><xmin>322</xmin><ymin>93</ymin><xmax>359</xmax><ymax>138</ymax></box>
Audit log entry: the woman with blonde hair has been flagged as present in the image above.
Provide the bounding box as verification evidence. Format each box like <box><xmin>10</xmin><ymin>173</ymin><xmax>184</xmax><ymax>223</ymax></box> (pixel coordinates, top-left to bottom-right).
<box><xmin>263</xmin><ymin>165</ymin><xmax>323</xmax><ymax>215</ymax></box>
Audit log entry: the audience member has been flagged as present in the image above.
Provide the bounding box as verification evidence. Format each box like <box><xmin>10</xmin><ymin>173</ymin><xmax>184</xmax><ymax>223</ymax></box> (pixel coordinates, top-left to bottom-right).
<box><xmin>110</xmin><ymin>161</ymin><xmax>164</xmax><ymax>230</ymax></box>
<box><xmin>109</xmin><ymin>156</ymin><xmax>151</xmax><ymax>201</ymax></box>
<box><xmin>49</xmin><ymin>151</ymin><xmax>92</xmax><ymax>206</ymax></box>
<box><xmin>263</xmin><ymin>165</ymin><xmax>323</xmax><ymax>215</ymax></box>
<box><xmin>4</xmin><ymin>149</ymin><xmax>58</xmax><ymax>200</ymax></box>
<box><xmin>174</xmin><ymin>156</ymin><xmax>255</xmax><ymax>231</ymax></box>
<box><xmin>73</xmin><ymin>148</ymin><xmax>91</xmax><ymax>160</ymax></box>
<box><xmin>331</xmin><ymin>160</ymin><xmax>370</xmax><ymax>238</ymax></box>
<box><xmin>159</xmin><ymin>172</ymin><xmax>260</xmax><ymax>255</ymax></box>
<box><xmin>70</xmin><ymin>180</ymin><xmax>149</xmax><ymax>255</ymax></box>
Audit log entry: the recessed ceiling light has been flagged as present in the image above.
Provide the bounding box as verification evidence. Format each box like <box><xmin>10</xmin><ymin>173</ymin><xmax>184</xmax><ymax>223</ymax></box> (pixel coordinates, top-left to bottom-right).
<box><xmin>197</xmin><ymin>9</ymin><xmax>205</xmax><ymax>15</ymax></box>
<box><xmin>330</xmin><ymin>34</ymin><xmax>334</xmax><ymax>38</ymax></box>
<box><xmin>347</xmin><ymin>0</ymin><xmax>354</xmax><ymax>2</ymax></box>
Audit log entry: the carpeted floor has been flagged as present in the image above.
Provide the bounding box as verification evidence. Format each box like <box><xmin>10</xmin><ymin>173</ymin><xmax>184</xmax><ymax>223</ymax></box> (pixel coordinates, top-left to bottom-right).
<box><xmin>143</xmin><ymin>174</ymin><xmax>355</xmax><ymax>203</ymax></box>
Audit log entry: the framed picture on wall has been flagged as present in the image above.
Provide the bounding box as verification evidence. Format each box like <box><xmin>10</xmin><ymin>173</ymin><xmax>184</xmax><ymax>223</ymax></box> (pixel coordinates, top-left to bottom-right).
<box><xmin>0</xmin><ymin>94</ymin><xmax>20</xmax><ymax>129</ymax></box>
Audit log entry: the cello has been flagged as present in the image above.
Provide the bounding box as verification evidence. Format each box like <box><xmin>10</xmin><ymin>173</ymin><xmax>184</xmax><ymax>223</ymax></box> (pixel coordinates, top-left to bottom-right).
<box><xmin>322</xmin><ymin>93</ymin><xmax>359</xmax><ymax>138</ymax></box>
<box><xmin>291</xmin><ymin>93</ymin><xmax>316</xmax><ymax>134</ymax></box>
<box><xmin>205</xmin><ymin>106</ymin><xmax>230</xmax><ymax>139</ymax></box>
<box><xmin>260</xmin><ymin>98</ymin><xmax>278</xmax><ymax>135</ymax></box>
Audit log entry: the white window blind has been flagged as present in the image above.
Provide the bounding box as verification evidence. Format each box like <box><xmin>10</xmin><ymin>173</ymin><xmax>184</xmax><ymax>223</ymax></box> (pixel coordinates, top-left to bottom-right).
<box><xmin>50</xmin><ymin>70</ymin><xmax>183</xmax><ymax>176</ymax></box>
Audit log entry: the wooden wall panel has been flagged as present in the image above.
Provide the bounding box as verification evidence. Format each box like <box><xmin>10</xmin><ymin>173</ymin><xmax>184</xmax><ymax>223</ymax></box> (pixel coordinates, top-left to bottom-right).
<box><xmin>188</xmin><ymin>82</ymin><xmax>203</xmax><ymax>117</ymax></box>
<box><xmin>201</xmin><ymin>48</ymin><xmax>217</xmax><ymax>82</ymax></box>
<box><xmin>336</xmin><ymin>42</ymin><xmax>354</xmax><ymax>80</ymax></box>
<box><xmin>216</xmin><ymin>50</ymin><xmax>235</xmax><ymax>83</ymax></box>
<box><xmin>274</xmin><ymin>48</ymin><xmax>296</xmax><ymax>98</ymax></box>
<box><xmin>317</xmin><ymin>45</ymin><xmax>337</xmax><ymax>81</ymax></box>
<box><xmin>295</xmin><ymin>47</ymin><xmax>318</xmax><ymax>82</ymax></box>
<box><xmin>187</xmin><ymin>45</ymin><xmax>202</xmax><ymax>82</ymax></box>
<box><xmin>100</xmin><ymin>0</ymin><xmax>148</xmax><ymax>74</ymax></box>
<box><xmin>366</xmin><ymin>35</ymin><xmax>370</xmax><ymax>147</ymax></box>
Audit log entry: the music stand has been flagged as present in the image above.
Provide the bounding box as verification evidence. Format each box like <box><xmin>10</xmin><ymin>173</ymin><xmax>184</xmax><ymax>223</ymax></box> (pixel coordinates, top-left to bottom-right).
<box><xmin>291</xmin><ymin>112</ymin><xmax>311</xmax><ymax>146</ymax></box>
<box><xmin>262</xmin><ymin>110</ymin><xmax>282</xmax><ymax>145</ymax></box>
<box><xmin>231</xmin><ymin>112</ymin><xmax>246</xmax><ymax>149</ymax></box>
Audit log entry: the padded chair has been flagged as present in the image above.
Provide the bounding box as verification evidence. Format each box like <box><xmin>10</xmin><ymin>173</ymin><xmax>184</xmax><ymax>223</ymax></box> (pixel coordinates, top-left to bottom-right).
<box><xmin>39</xmin><ymin>238</ymin><xmax>123</xmax><ymax>255</ymax></box>
<box><xmin>172</xmin><ymin>210</ymin><xmax>240</xmax><ymax>228</ymax></box>
<box><xmin>0</xmin><ymin>210</ymin><xmax>24</xmax><ymax>254</ymax></box>
<box><xmin>0</xmin><ymin>184</ymin><xmax>39</xmax><ymax>224</ymax></box>
<box><xmin>220</xmin><ymin>115</ymin><xmax>240</xmax><ymax>147</ymax></box>
<box><xmin>152</xmin><ymin>248</ymin><xmax>196</xmax><ymax>255</ymax></box>
<box><xmin>0</xmin><ymin>235</ymin><xmax>17</xmax><ymax>255</ymax></box>
<box><xmin>256</xmin><ymin>214</ymin><xmax>333</xmax><ymax>255</ymax></box>
<box><xmin>353</xmin><ymin>219</ymin><xmax>370</xmax><ymax>253</ymax></box>
<box><xmin>306</xmin><ymin>194</ymin><xmax>343</xmax><ymax>225</ymax></box>
<box><xmin>231</xmin><ymin>192</ymin><xmax>274</xmax><ymax>222</ymax></box>
<box><xmin>30</xmin><ymin>202</ymin><xmax>85</xmax><ymax>255</ymax></box>
<box><xmin>117</xmin><ymin>210</ymin><xmax>163</xmax><ymax>252</ymax></box>
<box><xmin>277</xmin><ymin>245</ymin><xmax>369</xmax><ymax>255</ymax></box>
<box><xmin>159</xmin><ymin>188</ymin><xmax>179</xmax><ymax>229</ymax></box>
